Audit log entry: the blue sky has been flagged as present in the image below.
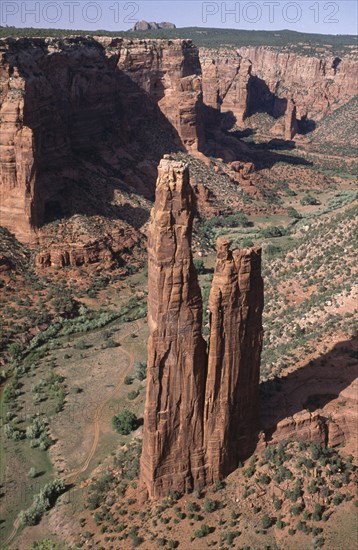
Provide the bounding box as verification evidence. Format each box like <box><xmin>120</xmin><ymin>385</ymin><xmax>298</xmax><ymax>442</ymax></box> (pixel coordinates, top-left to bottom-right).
<box><xmin>1</xmin><ymin>1</ymin><xmax>357</xmax><ymax>35</ymax></box>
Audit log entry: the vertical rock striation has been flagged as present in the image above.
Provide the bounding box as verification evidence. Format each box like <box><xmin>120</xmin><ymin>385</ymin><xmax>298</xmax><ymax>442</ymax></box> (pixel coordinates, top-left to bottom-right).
<box><xmin>0</xmin><ymin>37</ymin><xmax>204</xmax><ymax>243</ymax></box>
<box><xmin>140</xmin><ymin>158</ymin><xmax>264</xmax><ymax>498</ymax></box>
<box><xmin>140</xmin><ymin>156</ymin><xmax>207</xmax><ymax>499</ymax></box>
<box><xmin>204</xmin><ymin>238</ymin><xmax>264</xmax><ymax>482</ymax></box>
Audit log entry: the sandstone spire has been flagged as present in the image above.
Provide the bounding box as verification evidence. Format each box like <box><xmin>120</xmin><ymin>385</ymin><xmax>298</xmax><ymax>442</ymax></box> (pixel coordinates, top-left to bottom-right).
<box><xmin>139</xmin><ymin>156</ymin><xmax>207</xmax><ymax>499</ymax></box>
<box><xmin>204</xmin><ymin>238</ymin><xmax>264</xmax><ymax>481</ymax></box>
<box><xmin>140</xmin><ymin>159</ymin><xmax>264</xmax><ymax>499</ymax></box>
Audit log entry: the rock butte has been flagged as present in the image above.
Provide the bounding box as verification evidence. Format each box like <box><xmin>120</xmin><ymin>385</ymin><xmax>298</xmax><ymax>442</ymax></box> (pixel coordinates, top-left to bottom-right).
<box><xmin>140</xmin><ymin>157</ymin><xmax>264</xmax><ymax>499</ymax></box>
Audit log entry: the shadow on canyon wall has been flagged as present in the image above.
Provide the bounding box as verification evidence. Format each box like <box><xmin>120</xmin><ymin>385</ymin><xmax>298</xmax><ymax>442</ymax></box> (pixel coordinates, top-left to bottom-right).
<box><xmin>6</xmin><ymin>38</ymin><xmax>184</xmax><ymax>229</ymax></box>
<box><xmin>259</xmin><ymin>335</ymin><xmax>358</xmax><ymax>442</ymax></box>
<box><xmin>246</xmin><ymin>75</ymin><xmax>317</xmax><ymax>135</ymax></box>
<box><xmin>247</xmin><ymin>75</ymin><xmax>288</xmax><ymax>118</ymax></box>
<box><xmin>202</xmin><ymin>106</ymin><xmax>313</xmax><ymax>171</ymax></box>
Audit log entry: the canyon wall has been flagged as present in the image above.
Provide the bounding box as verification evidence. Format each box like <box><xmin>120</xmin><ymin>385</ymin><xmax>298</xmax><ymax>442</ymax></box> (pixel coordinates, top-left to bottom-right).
<box><xmin>200</xmin><ymin>46</ymin><xmax>358</xmax><ymax>131</ymax></box>
<box><xmin>1</xmin><ymin>36</ymin><xmax>356</xmax><ymax>248</ymax></box>
<box><xmin>140</xmin><ymin>157</ymin><xmax>264</xmax><ymax>499</ymax></box>
<box><xmin>0</xmin><ymin>37</ymin><xmax>203</xmax><ymax>243</ymax></box>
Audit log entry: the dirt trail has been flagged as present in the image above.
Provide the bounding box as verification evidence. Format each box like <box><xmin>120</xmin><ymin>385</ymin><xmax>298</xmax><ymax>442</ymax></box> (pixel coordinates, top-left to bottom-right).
<box><xmin>3</xmin><ymin>321</ymin><xmax>140</xmax><ymax>548</ymax></box>
<box><xmin>64</xmin><ymin>343</ymin><xmax>136</xmax><ymax>484</ymax></box>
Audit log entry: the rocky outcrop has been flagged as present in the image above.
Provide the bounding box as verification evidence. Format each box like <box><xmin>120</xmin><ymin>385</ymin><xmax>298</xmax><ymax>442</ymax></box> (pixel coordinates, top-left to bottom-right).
<box><xmin>139</xmin><ymin>157</ymin><xmax>207</xmax><ymax>498</ymax></box>
<box><xmin>204</xmin><ymin>239</ymin><xmax>264</xmax><ymax>481</ymax></box>
<box><xmin>0</xmin><ymin>37</ymin><xmax>203</xmax><ymax>244</ymax></box>
<box><xmin>35</xmin><ymin>227</ymin><xmax>139</xmax><ymax>268</ymax></box>
<box><xmin>140</xmin><ymin>157</ymin><xmax>264</xmax><ymax>498</ymax></box>
<box><xmin>131</xmin><ymin>21</ymin><xmax>176</xmax><ymax>31</ymax></box>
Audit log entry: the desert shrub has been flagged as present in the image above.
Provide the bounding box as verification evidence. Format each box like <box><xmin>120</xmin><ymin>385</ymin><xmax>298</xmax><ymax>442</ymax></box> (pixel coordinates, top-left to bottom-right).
<box><xmin>26</xmin><ymin>418</ymin><xmax>46</xmax><ymax>440</ymax></box>
<box><xmin>193</xmin><ymin>259</ymin><xmax>205</xmax><ymax>274</ymax></box>
<box><xmin>88</xmin><ymin>471</ymin><xmax>114</xmax><ymax>509</ymax></box>
<box><xmin>261</xmin><ymin>226</ymin><xmax>286</xmax><ymax>238</ymax></box>
<box><xmin>203</xmin><ymin>499</ymin><xmax>218</xmax><ymax>513</ymax></box>
<box><xmin>333</xmin><ymin>493</ymin><xmax>344</xmax><ymax>505</ymax></box>
<box><xmin>221</xmin><ymin>530</ymin><xmax>239</xmax><ymax>544</ymax></box>
<box><xmin>127</xmin><ymin>389</ymin><xmax>140</xmax><ymax>401</ymax></box>
<box><xmin>300</xmin><ymin>195</ymin><xmax>321</xmax><ymax>206</ymax></box>
<box><xmin>102</xmin><ymin>338</ymin><xmax>118</xmax><ymax>348</ymax></box>
<box><xmin>214</xmin><ymin>479</ymin><xmax>225</xmax><ymax>491</ymax></box>
<box><xmin>262</xmin><ymin>514</ymin><xmax>272</xmax><ymax>529</ymax></box>
<box><xmin>312</xmin><ymin>503</ymin><xmax>323</xmax><ymax>521</ymax></box>
<box><xmin>244</xmin><ymin>456</ymin><xmax>256</xmax><ymax>478</ymax></box>
<box><xmin>287</xmin><ymin>207</ymin><xmax>302</xmax><ymax>218</ymax></box>
<box><xmin>194</xmin><ymin>524</ymin><xmax>210</xmax><ymax>538</ymax></box>
<box><xmin>273</xmin><ymin>495</ymin><xmax>282</xmax><ymax>510</ymax></box>
<box><xmin>19</xmin><ymin>479</ymin><xmax>65</xmax><ymax>526</ymax></box>
<box><xmin>124</xmin><ymin>375</ymin><xmax>134</xmax><ymax>385</ymax></box>
<box><xmin>242</xmin><ymin>238</ymin><xmax>254</xmax><ymax>247</ymax></box>
<box><xmin>112</xmin><ymin>410</ymin><xmax>138</xmax><ymax>435</ymax></box>
<box><xmin>135</xmin><ymin>362</ymin><xmax>147</xmax><ymax>381</ymax></box>
<box><xmin>131</xmin><ymin>535</ymin><xmax>143</xmax><ymax>547</ymax></box>
<box><xmin>276</xmin><ymin>516</ymin><xmax>285</xmax><ymax>529</ymax></box>
<box><xmin>30</xmin><ymin>541</ymin><xmax>73</xmax><ymax>550</ymax></box>
<box><xmin>307</xmin><ymin>481</ymin><xmax>319</xmax><ymax>494</ymax></box>
<box><xmin>8</xmin><ymin>342</ymin><xmax>24</xmax><ymax>359</ymax></box>
<box><xmin>187</xmin><ymin>501</ymin><xmax>199</xmax><ymax>512</ymax></box>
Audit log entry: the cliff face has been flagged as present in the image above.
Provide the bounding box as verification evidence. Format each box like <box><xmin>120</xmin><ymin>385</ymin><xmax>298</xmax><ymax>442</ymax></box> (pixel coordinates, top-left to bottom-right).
<box><xmin>0</xmin><ymin>37</ymin><xmax>203</xmax><ymax>243</ymax></box>
<box><xmin>200</xmin><ymin>46</ymin><xmax>357</xmax><ymax>131</ymax></box>
<box><xmin>139</xmin><ymin>157</ymin><xmax>207</xmax><ymax>498</ymax></box>
<box><xmin>204</xmin><ymin>238</ymin><xmax>264</xmax><ymax>482</ymax></box>
<box><xmin>140</xmin><ymin>158</ymin><xmax>264</xmax><ymax>499</ymax></box>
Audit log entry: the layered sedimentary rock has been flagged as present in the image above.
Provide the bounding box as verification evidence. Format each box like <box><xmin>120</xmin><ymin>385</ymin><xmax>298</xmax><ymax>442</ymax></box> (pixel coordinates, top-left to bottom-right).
<box><xmin>204</xmin><ymin>238</ymin><xmax>264</xmax><ymax>482</ymax></box>
<box><xmin>35</xmin><ymin>226</ymin><xmax>139</xmax><ymax>268</ymax></box>
<box><xmin>139</xmin><ymin>157</ymin><xmax>207</xmax><ymax>498</ymax></box>
<box><xmin>0</xmin><ymin>37</ymin><xmax>203</xmax><ymax>243</ymax></box>
<box><xmin>200</xmin><ymin>46</ymin><xmax>358</xmax><ymax>129</ymax></box>
<box><xmin>140</xmin><ymin>158</ymin><xmax>264</xmax><ymax>498</ymax></box>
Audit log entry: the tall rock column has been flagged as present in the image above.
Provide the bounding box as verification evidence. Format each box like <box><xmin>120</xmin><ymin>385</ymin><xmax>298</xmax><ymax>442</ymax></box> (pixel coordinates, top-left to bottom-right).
<box><xmin>204</xmin><ymin>238</ymin><xmax>264</xmax><ymax>482</ymax></box>
<box><xmin>284</xmin><ymin>97</ymin><xmax>298</xmax><ymax>140</ymax></box>
<box><xmin>139</xmin><ymin>156</ymin><xmax>207</xmax><ymax>499</ymax></box>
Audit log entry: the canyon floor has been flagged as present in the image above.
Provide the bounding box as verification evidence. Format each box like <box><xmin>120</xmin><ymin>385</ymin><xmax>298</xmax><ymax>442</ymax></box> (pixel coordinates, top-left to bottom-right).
<box><xmin>0</xmin><ymin>48</ymin><xmax>357</xmax><ymax>549</ymax></box>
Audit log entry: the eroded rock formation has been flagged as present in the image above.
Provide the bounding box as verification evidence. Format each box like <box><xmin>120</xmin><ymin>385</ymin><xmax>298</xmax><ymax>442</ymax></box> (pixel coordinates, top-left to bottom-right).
<box><xmin>140</xmin><ymin>157</ymin><xmax>264</xmax><ymax>498</ymax></box>
<box><xmin>204</xmin><ymin>238</ymin><xmax>264</xmax><ymax>482</ymax></box>
<box><xmin>139</xmin><ymin>156</ymin><xmax>207</xmax><ymax>498</ymax></box>
<box><xmin>200</xmin><ymin>46</ymin><xmax>357</xmax><ymax>130</ymax></box>
<box><xmin>0</xmin><ymin>36</ymin><xmax>203</xmax><ymax>243</ymax></box>
<box><xmin>131</xmin><ymin>21</ymin><xmax>176</xmax><ymax>31</ymax></box>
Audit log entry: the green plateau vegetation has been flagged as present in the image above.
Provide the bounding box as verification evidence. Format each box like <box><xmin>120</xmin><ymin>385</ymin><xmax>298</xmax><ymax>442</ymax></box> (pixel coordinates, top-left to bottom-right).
<box><xmin>0</xmin><ymin>26</ymin><xmax>357</xmax><ymax>55</ymax></box>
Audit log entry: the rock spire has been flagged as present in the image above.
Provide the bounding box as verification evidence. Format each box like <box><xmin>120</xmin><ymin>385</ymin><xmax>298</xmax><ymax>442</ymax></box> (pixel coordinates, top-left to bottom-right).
<box><xmin>140</xmin><ymin>157</ymin><xmax>264</xmax><ymax>498</ymax></box>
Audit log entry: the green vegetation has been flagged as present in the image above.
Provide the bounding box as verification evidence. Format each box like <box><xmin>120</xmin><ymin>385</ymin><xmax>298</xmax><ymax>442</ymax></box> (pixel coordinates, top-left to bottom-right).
<box><xmin>1</xmin><ymin>26</ymin><xmax>355</xmax><ymax>55</ymax></box>
<box><xmin>112</xmin><ymin>409</ymin><xmax>138</xmax><ymax>435</ymax></box>
<box><xmin>18</xmin><ymin>479</ymin><xmax>65</xmax><ymax>526</ymax></box>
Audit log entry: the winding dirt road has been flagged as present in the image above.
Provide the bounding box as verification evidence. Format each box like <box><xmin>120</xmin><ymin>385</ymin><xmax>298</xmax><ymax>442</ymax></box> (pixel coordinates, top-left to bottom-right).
<box><xmin>3</xmin><ymin>321</ymin><xmax>140</xmax><ymax>548</ymax></box>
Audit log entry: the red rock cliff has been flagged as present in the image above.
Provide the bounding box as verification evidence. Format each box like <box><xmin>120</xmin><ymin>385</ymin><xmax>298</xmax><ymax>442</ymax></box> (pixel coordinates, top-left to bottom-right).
<box><xmin>200</xmin><ymin>46</ymin><xmax>357</xmax><ymax>128</ymax></box>
<box><xmin>139</xmin><ymin>156</ymin><xmax>207</xmax><ymax>499</ymax></box>
<box><xmin>0</xmin><ymin>37</ymin><xmax>204</xmax><ymax>243</ymax></box>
